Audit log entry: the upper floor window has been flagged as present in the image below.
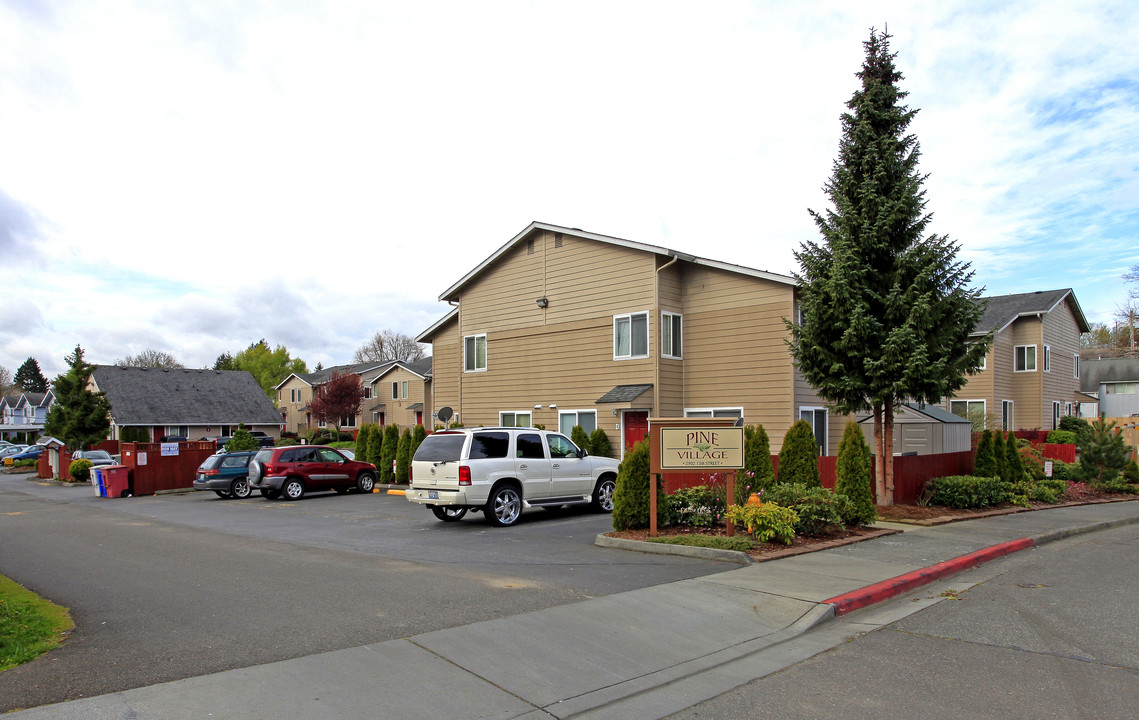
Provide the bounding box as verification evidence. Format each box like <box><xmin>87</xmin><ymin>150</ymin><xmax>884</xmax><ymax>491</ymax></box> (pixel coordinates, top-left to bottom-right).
<box><xmin>392</xmin><ymin>380</ymin><xmax>409</xmax><ymax>399</ymax></box>
<box><xmin>363</xmin><ymin>386</ymin><xmax>372</xmax><ymax>399</ymax></box>
<box><xmin>1074</xmin><ymin>354</ymin><xmax>1080</xmax><ymax>379</ymax></box>
<box><xmin>661</xmin><ymin>312</ymin><xmax>683</xmax><ymax>359</ymax></box>
<box><xmin>1014</xmin><ymin>345</ymin><xmax>1037</xmax><ymax>372</ymax></box>
<box><xmin>465</xmin><ymin>334</ymin><xmax>487</xmax><ymax>372</ymax></box>
<box><xmin>1043</xmin><ymin>345</ymin><xmax>1051</xmax><ymax>372</ymax></box>
<box><xmin>614</xmin><ymin>312</ymin><xmax>649</xmax><ymax>360</ymax></box>
<box><xmin>684</xmin><ymin>407</ymin><xmax>743</xmax><ymax>419</ymax></box>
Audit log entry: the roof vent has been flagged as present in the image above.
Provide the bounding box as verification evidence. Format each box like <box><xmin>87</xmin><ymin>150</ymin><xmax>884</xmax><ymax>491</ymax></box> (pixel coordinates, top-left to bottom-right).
<box><xmin>554</xmin><ymin>232</ymin><xmax>563</xmax><ymax>248</ymax></box>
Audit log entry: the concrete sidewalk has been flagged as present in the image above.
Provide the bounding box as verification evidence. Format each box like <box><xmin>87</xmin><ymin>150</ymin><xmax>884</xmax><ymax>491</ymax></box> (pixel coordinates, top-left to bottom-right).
<box><xmin>8</xmin><ymin>500</ymin><xmax>1138</xmax><ymax>720</ymax></box>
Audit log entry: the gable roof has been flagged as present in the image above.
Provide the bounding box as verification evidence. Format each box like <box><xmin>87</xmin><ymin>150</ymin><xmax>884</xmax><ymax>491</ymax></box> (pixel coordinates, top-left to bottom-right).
<box><xmin>92</xmin><ymin>366</ymin><xmax>284</xmax><ymax>426</ymax></box>
<box><xmin>438</xmin><ymin>221</ymin><xmax>797</xmax><ymax>303</ymax></box>
<box><xmin>974</xmin><ymin>288</ymin><xmax>1090</xmax><ymax>335</ymax></box>
<box><xmin>416</xmin><ymin>307</ymin><xmax>458</xmax><ymax>343</ymax></box>
<box><xmin>370</xmin><ymin>357</ymin><xmax>434</xmax><ymax>383</ymax></box>
<box><xmin>274</xmin><ymin>361</ymin><xmax>397</xmax><ymax>391</ymax></box>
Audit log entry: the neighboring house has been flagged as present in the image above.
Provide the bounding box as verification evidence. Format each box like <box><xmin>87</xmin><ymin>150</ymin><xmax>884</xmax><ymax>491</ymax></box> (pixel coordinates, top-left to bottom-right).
<box><xmin>1080</xmin><ymin>357</ymin><xmax>1139</xmax><ymax>418</ymax></box>
<box><xmin>416</xmin><ymin>221</ymin><xmax>843</xmax><ymax>459</ymax></box>
<box><xmin>276</xmin><ymin>359</ymin><xmax>433</xmax><ymax>434</ymax></box>
<box><xmin>90</xmin><ymin>366</ymin><xmax>283</xmax><ymax>442</ymax></box>
<box><xmin>0</xmin><ymin>391</ymin><xmax>54</xmax><ymax>441</ymax></box>
<box><xmin>944</xmin><ymin>289</ymin><xmax>1089</xmax><ymax>431</ymax></box>
<box><xmin>365</xmin><ymin>357</ymin><xmax>434</xmax><ymax>428</ymax></box>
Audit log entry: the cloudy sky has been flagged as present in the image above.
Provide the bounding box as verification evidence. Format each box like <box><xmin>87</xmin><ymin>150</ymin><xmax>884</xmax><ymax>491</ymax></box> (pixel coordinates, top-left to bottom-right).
<box><xmin>2</xmin><ymin>0</ymin><xmax>1137</xmax><ymax>378</ymax></box>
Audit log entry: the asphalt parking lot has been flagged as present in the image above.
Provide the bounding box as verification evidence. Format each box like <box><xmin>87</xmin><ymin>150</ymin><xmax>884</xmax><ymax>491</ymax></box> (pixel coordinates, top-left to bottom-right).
<box><xmin>0</xmin><ymin>473</ymin><xmax>734</xmax><ymax>711</ymax></box>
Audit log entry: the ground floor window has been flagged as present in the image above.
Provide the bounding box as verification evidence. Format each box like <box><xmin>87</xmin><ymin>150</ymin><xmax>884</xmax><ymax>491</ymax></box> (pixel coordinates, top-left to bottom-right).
<box><xmin>340</xmin><ymin>415</ymin><xmax>356</xmax><ymax>428</ymax></box>
<box><xmin>1002</xmin><ymin>400</ymin><xmax>1014</xmax><ymax>431</ymax></box>
<box><xmin>499</xmin><ymin>411</ymin><xmax>532</xmax><ymax>428</ymax></box>
<box><xmin>798</xmin><ymin>407</ymin><xmax>828</xmax><ymax>456</ymax></box>
<box><xmin>1052</xmin><ymin>402</ymin><xmax>1061</xmax><ymax>430</ymax></box>
<box><xmin>559</xmin><ymin>410</ymin><xmax>597</xmax><ymax>437</ymax></box>
<box><xmin>950</xmin><ymin>399</ymin><xmax>986</xmax><ymax>429</ymax></box>
<box><xmin>165</xmin><ymin>425</ymin><xmax>188</xmax><ymax>437</ymax></box>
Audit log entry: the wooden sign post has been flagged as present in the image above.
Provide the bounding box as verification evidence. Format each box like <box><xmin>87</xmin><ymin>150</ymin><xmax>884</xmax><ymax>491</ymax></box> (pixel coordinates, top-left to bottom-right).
<box><xmin>648</xmin><ymin>418</ymin><xmax>745</xmax><ymax>537</ymax></box>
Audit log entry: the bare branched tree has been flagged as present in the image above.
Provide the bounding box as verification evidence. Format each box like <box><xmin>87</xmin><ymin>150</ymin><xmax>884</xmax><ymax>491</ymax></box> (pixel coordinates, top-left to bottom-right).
<box><xmin>115</xmin><ymin>349</ymin><xmax>185</xmax><ymax>369</ymax></box>
<box><xmin>354</xmin><ymin>330</ymin><xmax>426</xmax><ymax>363</ymax></box>
<box><xmin>0</xmin><ymin>365</ymin><xmax>16</xmax><ymax>398</ymax></box>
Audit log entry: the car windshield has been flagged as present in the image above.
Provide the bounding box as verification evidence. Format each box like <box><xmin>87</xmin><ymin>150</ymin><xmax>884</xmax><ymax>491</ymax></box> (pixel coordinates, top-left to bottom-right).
<box><xmin>85</xmin><ymin>451</ymin><xmax>111</xmax><ymax>460</ymax></box>
<box><xmin>413</xmin><ymin>433</ymin><xmax>466</xmax><ymax>462</ymax></box>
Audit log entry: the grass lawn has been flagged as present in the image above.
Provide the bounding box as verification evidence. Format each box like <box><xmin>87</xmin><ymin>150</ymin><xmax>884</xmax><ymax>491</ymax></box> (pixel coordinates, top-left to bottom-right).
<box><xmin>0</xmin><ymin>575</ymin><xmax>73</xmax><ymax>672</ymax></box>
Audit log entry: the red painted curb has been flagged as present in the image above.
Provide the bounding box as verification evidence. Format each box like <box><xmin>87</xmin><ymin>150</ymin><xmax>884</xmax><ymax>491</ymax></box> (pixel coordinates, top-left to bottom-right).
<box><xmin>823</xmin><ymin>537</ymin><xmax>1036</xmax><ymax>616</ymax></box>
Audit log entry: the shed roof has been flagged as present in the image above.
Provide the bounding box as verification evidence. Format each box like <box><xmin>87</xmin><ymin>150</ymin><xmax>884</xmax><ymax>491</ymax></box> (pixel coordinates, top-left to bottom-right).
<box><xmin>92</xmin><ymin>366</ymin><xmax>284</xmax><ymax>426</ymax></box>
<box><xmin>1080</xmin><ymin>357</ymin><xmax>1139</xmax><ymax>393</ymax></box>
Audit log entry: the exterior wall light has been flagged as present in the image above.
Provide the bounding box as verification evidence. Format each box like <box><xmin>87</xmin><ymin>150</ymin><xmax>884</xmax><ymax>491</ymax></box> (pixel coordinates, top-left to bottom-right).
<box><xmin>536</xmin><ymin>297</ymin><xmax>549</xmax><ymax>308</ymax></box>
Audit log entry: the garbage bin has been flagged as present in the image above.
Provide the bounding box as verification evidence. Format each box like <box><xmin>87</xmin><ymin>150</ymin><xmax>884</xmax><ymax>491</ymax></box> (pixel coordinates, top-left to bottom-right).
<box><xmin>101</xmin><ymin>465</ymin><xmax>132</xmax><ymax>498</ymax></box>
<box><xmin>93</xmin><ymin>467</ymin><xmax>106</xmax><ymax>497</ymax></box>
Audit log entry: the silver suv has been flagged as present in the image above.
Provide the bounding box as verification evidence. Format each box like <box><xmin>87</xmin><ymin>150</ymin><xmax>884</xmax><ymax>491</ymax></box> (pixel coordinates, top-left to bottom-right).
<box><xmin>406</xmin><ymin>427</ymin><xmax>620</xmax><ymax>527</ymax></box>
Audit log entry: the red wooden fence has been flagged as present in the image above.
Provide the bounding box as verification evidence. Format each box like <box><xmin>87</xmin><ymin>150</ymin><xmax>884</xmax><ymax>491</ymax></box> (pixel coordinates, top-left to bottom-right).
<box><xmin>119</xmin><ymin>442</ymin><xmax>217</xmax><ymax>495</ymax></box>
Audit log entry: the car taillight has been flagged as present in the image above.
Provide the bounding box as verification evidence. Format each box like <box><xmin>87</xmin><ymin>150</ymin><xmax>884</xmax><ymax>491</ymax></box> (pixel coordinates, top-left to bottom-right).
<box><xmin>459</xmin><ymin>465</ymin><xmax>471</xmax><ymax>486</ymax></box>
<box><xmin>408</xmin><ymin>466</ymin><xmax>413</xmax><ymax>483</ymax></box>
<box><xmin>200</xmin><ymin>469</ymin><xmax>219</xmax><ymax>476</ymax></box>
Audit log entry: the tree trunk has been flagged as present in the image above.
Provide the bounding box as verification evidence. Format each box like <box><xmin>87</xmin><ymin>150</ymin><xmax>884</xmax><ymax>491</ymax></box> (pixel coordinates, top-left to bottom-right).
<box><xmin>883</xmin><ymin>404</ymin><xmax>895</xmax><ymax>506</ymax></box>
<box><xmin>873</xmin><ymin>404</ymin><xmax>886</xmax><ymax>504</ymax></box>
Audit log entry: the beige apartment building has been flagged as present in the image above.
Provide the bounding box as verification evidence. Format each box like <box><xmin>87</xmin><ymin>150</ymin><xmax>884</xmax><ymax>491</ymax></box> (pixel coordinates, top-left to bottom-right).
<box><xmin>276</xmin><ymin>359</ymin><xmax>432</xmax><ymax>435</ymax></box>
<box><xmin>417</xmin><ymin>222</ymin><xmax>844</xmax><ymax>458</ymax></box>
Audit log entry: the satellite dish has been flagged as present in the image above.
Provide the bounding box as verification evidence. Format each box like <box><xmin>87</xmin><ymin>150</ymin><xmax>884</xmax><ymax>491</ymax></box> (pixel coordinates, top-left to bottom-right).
<box><xmin>437</xmin><ymin>406</ymin><xmax>453</xmax><ymax>423</ymax></box>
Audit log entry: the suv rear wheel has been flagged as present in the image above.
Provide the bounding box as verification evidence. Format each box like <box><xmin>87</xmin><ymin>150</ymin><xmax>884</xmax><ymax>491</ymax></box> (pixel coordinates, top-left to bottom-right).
<box><xmin>485</xmin><ymin>485</ymin><xmax>522</xmax><ymax>527</ymax></box>
<box><xmin>431</xmin><ymin>506</ymin><xmax>468</xmax><ymax>522</ymax></box>
<box><xmin>282</xmin><ymin>478</ymin><xmax>305</xmax><ymax>501</ymax></box>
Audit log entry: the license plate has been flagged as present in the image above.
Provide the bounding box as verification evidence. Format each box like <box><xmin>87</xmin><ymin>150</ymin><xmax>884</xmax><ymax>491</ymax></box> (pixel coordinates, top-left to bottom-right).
<box><xmin>428</xmin><ymin>491</ymin><xmax>439</xmax><ymax>500</ymax></box>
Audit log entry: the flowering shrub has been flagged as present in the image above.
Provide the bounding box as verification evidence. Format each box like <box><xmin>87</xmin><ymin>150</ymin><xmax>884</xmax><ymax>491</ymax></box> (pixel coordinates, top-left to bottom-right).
<box><xmin>665</xmin><ymin>486</ymin><xmax>724</xmax><ymax>527</ymax></box>
<box><xmin>725</xmin><ymin>503</ymin><xmax>798</xmax><ymax>545</ymax></box>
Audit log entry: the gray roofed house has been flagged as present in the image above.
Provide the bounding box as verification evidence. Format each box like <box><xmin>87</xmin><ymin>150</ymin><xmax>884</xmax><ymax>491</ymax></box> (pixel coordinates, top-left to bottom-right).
<box><xmin>1080</xmin><ymin>357</ymin><xmax>1139</xmax><ymax>417</ymax></box>
<box><xmin>973</xmin><ymin>288</ymin><xmax>1090</xmax><ymax>336</ymax></box>
<box><xmin>91</xmin><ymin>366</ymin><xmax>283</xmax><ymax>441</ymax></box>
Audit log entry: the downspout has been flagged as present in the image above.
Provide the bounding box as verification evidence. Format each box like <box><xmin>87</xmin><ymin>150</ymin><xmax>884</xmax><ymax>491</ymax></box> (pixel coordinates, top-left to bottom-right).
<box><xmin>654</xmin><ymin>254</ymin><xmax>680</xmax><ymax>419</ymax></box>
<box><xmin>449</xmin><ymin>300</ymin><xmax>459</xmax><ymax>427</ymax></box>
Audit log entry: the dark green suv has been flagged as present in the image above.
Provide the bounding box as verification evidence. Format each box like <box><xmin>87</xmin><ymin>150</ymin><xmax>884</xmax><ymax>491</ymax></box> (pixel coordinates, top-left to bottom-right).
<box><xmin>192</xmin><ymin>451</ymin><xmax>257</xmax><ymax>499</ymax></box>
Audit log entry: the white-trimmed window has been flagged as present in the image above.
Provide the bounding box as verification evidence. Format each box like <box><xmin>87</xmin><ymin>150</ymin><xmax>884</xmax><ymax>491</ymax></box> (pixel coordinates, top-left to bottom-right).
<box><xmin>1043</xmin><ymin>345</ymin><xmax>1051</xmax><ymax>372</ymax></box>
<box><xmin>950</xmin><ymin>399</ymin><xmax>987</xmax><ymax>429</ymax></box>
<box><xmin>1074</xmin><ymin>354</ymin><xmax>1080</xmax><ymax>379</ymax></box>
<box><xmin>392</xmin><ymin>381</ymin><xmax>399</xmax><ymax>399</ymax></box>
<box><xmin>340</xmin><ymin>415</ymin><xmax>356</xmax><ymax>428</ymax></box>
<box><xmin>164</xmin><ymin>425</ymin><xmax>188</xmax><ymax>437</ymax></box>
<box><xmin>799</xmin><ymin>407</ymin><xmax>828</xmax><ymax>456</ymax></box>
<box><xmin>661</xmin><ymin>312</ymin><xmax>683</xmax><ymax>359</ymax></box>
<box><xmin>1002</xmin><ymin>400</ymin><xmax>1014</xmax><ymax>431</ymax></box>
<box><xmin>499</xmin><ymin>411</ymin><xmax>532</xmax><ymax>428</ymax></box>
<box><xmin>1014</xmin><ymin>345</ymin><xmax>1037</xmax><ymax>372</ymax></box>
<box><xmin>684</xmin><ymin>407</ymin><xmax>743</xmax><ymax>419</ymax></box>
<box><xmin>464</xmin><ymin>334</ymin><xmax>487</xmax><ymax>372</ymax></box>
<box><xmin>1052</xmin><ymin>402</ymin><xmax>1061</xmax><ymax>430</ymax></box>
<box><xmin>614</xmin><ymin>312</ymin><xmax>649</xmax><ymax>360</ymax></box>
<box><xmin>559</xmin><ymin>410</ymin><xmax>597</xmax><ymax>437</ymax></box>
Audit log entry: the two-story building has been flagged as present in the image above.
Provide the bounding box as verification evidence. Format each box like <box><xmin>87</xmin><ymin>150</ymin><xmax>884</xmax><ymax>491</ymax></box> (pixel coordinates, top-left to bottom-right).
<box><xmin>944</xmin><ymin>289</ymin><xmax>1089</xmax><ymax>431</ymax></box>
<box><xmin>416</xmin><ymin>222</ymin><xmax>842</xmax><ymax>459</ymax></box>
<box><xmin>0</xmin><ymin>391</ymin><xmax>54</xmax><ymax>442</ymax></box>
<box><xmin>276</xmin><ymin>358</ymin><xmax>433</xmax><ymax>434</ymax></box>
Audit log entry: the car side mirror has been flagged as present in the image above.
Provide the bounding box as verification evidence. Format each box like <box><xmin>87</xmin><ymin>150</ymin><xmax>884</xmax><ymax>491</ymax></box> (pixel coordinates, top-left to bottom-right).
<box><xmin>578</xmin><ymin>447</ymin><xmax>588</xmax><ymax>458</ymax></box>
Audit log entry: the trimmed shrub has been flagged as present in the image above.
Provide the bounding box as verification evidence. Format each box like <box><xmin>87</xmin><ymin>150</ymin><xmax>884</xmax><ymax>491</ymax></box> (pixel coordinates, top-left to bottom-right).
<box><xmin>570</xmin><ymin>425</ymin><xmax>590</xmax><ymax>454</ymax></box>
<box><xmin>225</xmin><ymin>424</ymin><xmax>259</xmax><ymax>452</ymax></box>
<box><xmin>355</xmin><ymin>425</ymin><xmax>374</xmax><ymax>466</ymax></box>
<box><xmin>835</xmin><ymin>421</ymin><xmax>876</xmax><ymax>526</ymax></box>
<box><xmin>1060</xmin><ymin>416</ymin><xmax>1093</xmax><ymax>447</ymax></box>
<box><xmin>663</xmin><ymin>485</ymin><xmax>725</xmax><ymax>528</ymax></box>
<box><xmin>923</xmin><ymin>475</ymin><xmax>1006</xmax><ymax>509</ymax></box>
<box><xmin>1045</xmin><ymin>430</ymin><xmax>1076</xmax><ymax>445</ymax></box>
<box><xmin>588</xmin><ymin>428</ymin><xmax>611</xmax><ymax>458</ymax></box>
<box><xmin>68</xmin><ymin>459</ymin><xmax>94</xmax><ymax>482</ymax></box>
<box><xmin>761</xmin><ymin>483</ymin><xmax>846</xmax><ymax>536</ymax></box>
<box><xmin>1032</xmin><ymin>478</ymin><xmax>1066</xmax><ymax>504</ymax></box>
<box><xmin>724</xmin><ymin>502</ymin><xmax>798</xmax><ymax>545</ymax></box>
<box><xmin>380</xmin><ymin>424</ymin><xmax>399</xmax><ymax>483</ymax></box>
<box><xmin>612</xmin><ymin>439</ymin><xmax>662</xmax><ymax>531</ymax></box>
<box><xmin>1018</xmin><ymin>443</ymin><xmax>1046</xmax><ymax>482</ymax></box>
<box><xmin>973</xmin><ymin>429</ymin><xmax>997</xmax><ymax>478</ymax></box>
<box><xmin>365</xmin><ymin>425</ymin><xmax>383</xmax><ymax>466</ymax></box>
<box><xmin>1002</xmin><ymin>431</ymin><xmax>1026</xmax><ymax>486</ymax></box>
<box><xmin>410</xmin><ymin>424</ymin><xmax>428</xmax><ymax>460</ymax></box>
<box><xmin>777</xmin><ymin>419</ymin><xmax>820</xmax><ymax>487</ymax></box>
<box><xmin>275</xmin><ymin>437</ymin><xmax>300</xmax><ymax>447</ymax></box>
<box><xmin>119</xmin><ymin>426</ymin><xmax>150</xmax><ymax>443</ymax></box>
<box><xmin>1049</xmin><ymin>459</ymin><xmax>1074</xmax><ymax>482</ymax></box>
<box><xmin>395</xmin><ymin>428</ymin><xmax>412</xmax><ymax>483</ymax></box>
<box><xmin>743</xmin><ymin>425</ymin><xmax>776</xmax><ymax>491</ymax></box>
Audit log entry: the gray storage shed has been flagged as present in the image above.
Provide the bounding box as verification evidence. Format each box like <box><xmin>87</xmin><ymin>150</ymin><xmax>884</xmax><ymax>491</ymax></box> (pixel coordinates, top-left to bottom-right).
<box><xmin>858</xmin><ymin>402</ymin><xmax>973</xmax><ymax>455</ymax></box>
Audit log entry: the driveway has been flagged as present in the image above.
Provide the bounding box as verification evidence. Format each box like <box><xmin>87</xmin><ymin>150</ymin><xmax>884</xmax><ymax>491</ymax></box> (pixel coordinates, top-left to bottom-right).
<box><xmin>0</xmin><ymin>474</ymin><xmax>733</xmax><ymax>711</ymax></box>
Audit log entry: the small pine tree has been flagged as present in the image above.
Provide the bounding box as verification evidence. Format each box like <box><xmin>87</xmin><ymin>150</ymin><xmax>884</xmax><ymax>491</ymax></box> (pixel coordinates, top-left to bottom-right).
<box><xmin>43</xmin><ymin>346</ymin><xmax>111</xmax><ymax>451</ymax></box>
<box><xmin>743</xmin><ymin>425</ymin><xmax>776</xmax><ymax>491</ymax></box>
<box><xmin>380</xmin><ymin>424</ymin><xmax>399</xmax><ymax>483</ymax></box>
<box><xmin>410</xmin><ymin>424</ymin><xmax>428</xmax><ymax>460</ymax></box>
<box><xmin>611</xmin><ymin>438</ymin><xmax>662</xmax><ymax>531</ymax></box>
<box><xmin>835</xmin><ymin>422</ymin><xmax>876</xmax><ymax>526</ymax></box>
<box><xmin>225</xmin><ymin>423</ymin><xmax>259</xmax><ymax>452</ymax></box>
<box><xmin>1075</xmin><ymin>418</ymin><xmax>1130</xmax><ymax>484</ymax></box>
<box><xmin>993</xmin><ymin>431</ymin><xmax>1007</xmax><ymax>480</ymax></box>
<box><xmin>570</xmin><ymin>425</ymin><xmax>590</xmax><ymax>452</ymax></box>
<box><xmin>395</xmin><ymin>428</ymin><xmax>412</xmax><ymax>483</ymax></box>
<box><xmin>1122</xmin><ymin>458</ymin><xmax>1139</xmax><ymax>484</ymax></box>
<box><xmin>1002</xmin><ymin>431</ymin><xmax>1026</xmax><ymax>485</ymax></box>
<box><xmin>588</xmin><ymin>427</ymin><xmax>611</xmax><ymax>458</ymax></box>
<box><xmin>973</xmin><ymin>429</ymin><xmax>997</xmax><ymax>478</ymax></box>
<box><xmin>777</xmin><ymin>419</ymin><xmax>820</xmax><ymax>487</ymax></box>
<box><xmin>366</xmin><ymin>425</ymin><xmax>384</xmax><ymax>466</ymax></box>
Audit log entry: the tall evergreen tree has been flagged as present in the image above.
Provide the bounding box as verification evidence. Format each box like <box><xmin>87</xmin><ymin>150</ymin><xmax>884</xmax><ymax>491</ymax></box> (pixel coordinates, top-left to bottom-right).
<box><xmin>777</xmin><ymin>419</ymin><xmax>821</xmax><ymax>487</ymax></box>
<box><xmin>743</xmin><ymin>425</ymin><xmax>775</xmax><ymax>492</ymax></box>
<box><xmin>1002</xmin><ymin>432</ymin><xmax>1026</xmax><ymax>486</ymax></box>
<box><xmin>395</xmin><ymin>428</ymin><xmax>412</xmax><ymax>483</ymax></box>
<box><xmin>380</xmin><ymin>424</ymin><xmax>399</xmax><ymax>483</ymax></box>
<box><xmin>355</xmin><ymin>424</ymin><xmax>374</xmax><ymax>465</ymax></box>
<box><xmin>788</xmin><ymin>29</ymin><xmax>988</xmax><ymax>505</ymax></box>
<box><xmin>410</xmin><ymin>423</ymin><xmax>429</xmax><ymax>461</ymax></box>
<box><xmin>43</xmin><ymin>346</ymin><xmax>111</xmax><ymax>450</ymax></box>
<box><xmin>14</xmin><ymin>357</ymin><xmax>49</xmax><ymax>393</ymax></box>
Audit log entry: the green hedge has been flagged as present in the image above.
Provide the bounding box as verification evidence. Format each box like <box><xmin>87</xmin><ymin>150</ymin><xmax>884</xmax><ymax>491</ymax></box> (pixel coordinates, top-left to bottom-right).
<box><xmin>923</xmin><ymin>475</ymin><xmax>1006</xmax><ymax>509</ymax></box>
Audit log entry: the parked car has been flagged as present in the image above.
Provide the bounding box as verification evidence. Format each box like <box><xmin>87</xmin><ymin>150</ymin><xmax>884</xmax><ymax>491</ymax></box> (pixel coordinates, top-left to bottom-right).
<box><xmin>193</xmin><ymin>450</ymin><xmax>258</xmax><ymax>499</ymax></box>
<box><xmin>0</xmin><ymin>444</ymin><xmax>30</xmax><ymax>460</ymax></box>
<box><xmin>3</xmin><ymin>445</ymin><xmax>43</xmax><ymax>466</ymax></box>
<box><xmin>214</xmin><ymin>431</ymin><xmax>276</xmax><ymax>450</ymax></box>
<box><xmin>159</xmin><ymin>436</ymin><xmax>188</xmax><ymax>443</ymax></box>
<box><xmin>246</xmin><ymin>446</ymin><xmax>376</xmax><ymax>500</ymax></box>
<box><xmin>71</xmin><ymin>449</ymin><xmax>116</xmax><ymax>466</ymax></box>
<box><xmin>405</xmin><ymin>427</ymin><xmax>619</xmax><ymax>527</ymax></box>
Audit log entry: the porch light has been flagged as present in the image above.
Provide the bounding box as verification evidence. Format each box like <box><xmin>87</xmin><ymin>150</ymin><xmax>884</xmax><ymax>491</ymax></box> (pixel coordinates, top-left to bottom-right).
<box><xmin>536</xmin><ymin>297</ymin><xmax>549</xmax><ymax>308</ymax></box>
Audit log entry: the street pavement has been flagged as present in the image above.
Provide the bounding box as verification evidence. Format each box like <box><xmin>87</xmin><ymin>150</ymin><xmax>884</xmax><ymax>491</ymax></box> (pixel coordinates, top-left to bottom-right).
<box><xmin>4</xmin><ymin>496</ymin><xmax>1138</xmax><ymax>719</ymax></box>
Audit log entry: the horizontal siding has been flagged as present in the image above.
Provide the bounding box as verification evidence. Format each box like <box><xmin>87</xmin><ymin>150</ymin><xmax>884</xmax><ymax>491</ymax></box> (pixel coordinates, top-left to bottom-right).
<box><xmin>1042</xmin><ymin>300</ymin><xmax>1082</xmax><ymax>426</ymax></box>
<box><xmin>430</xmin><ymin>322</ymin><xmax>461</xmax><ymax>422</ymax></box>
<box><xmin>1010</xmin><ymin>317</ymin><xmax>1043</xmax><ymax>428</ymax></box>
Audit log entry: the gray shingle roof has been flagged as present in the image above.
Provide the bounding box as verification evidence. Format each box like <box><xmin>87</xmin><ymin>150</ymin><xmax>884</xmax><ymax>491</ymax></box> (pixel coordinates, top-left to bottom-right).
<box><xmin>92</xmin><ymin>366</ymin><xmax>283</xmax><ymax>425</ymax></box>
<box><xmin>1080</xmin><ymin>358</ymin><xmax>1139</xmax><ymax>393</ymax></box>
<box><xmin>595</xmin><ymin>384</ymin><xmax>654</xmax><ymax>403</ymax></box>
<box><xmin>974</xmin><ymin>289</ymin><xmax>1089</xmax><ymax>335</ymax></box>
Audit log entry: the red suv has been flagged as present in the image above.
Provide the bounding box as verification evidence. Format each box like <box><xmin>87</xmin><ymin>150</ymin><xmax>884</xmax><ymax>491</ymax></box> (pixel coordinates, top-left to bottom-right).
<box><xmin>247</xmin><ymin>446</ymin><xmax>377</xmax><ymax>500</ymax></box>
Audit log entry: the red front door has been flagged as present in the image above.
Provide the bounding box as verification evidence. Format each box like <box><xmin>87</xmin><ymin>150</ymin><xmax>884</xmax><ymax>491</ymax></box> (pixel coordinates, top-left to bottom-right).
<box><xmin>623</xmin><ymin>411</ymin><xmax>649</xmax><ymax>454</ymax></box>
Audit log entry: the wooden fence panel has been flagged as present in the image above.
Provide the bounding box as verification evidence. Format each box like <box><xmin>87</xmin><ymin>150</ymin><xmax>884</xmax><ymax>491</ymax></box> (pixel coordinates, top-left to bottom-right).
<box><xmin>120</xmin><ymin>441</ymin><xmax>217</xmax><ymax>495</ymax></box>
